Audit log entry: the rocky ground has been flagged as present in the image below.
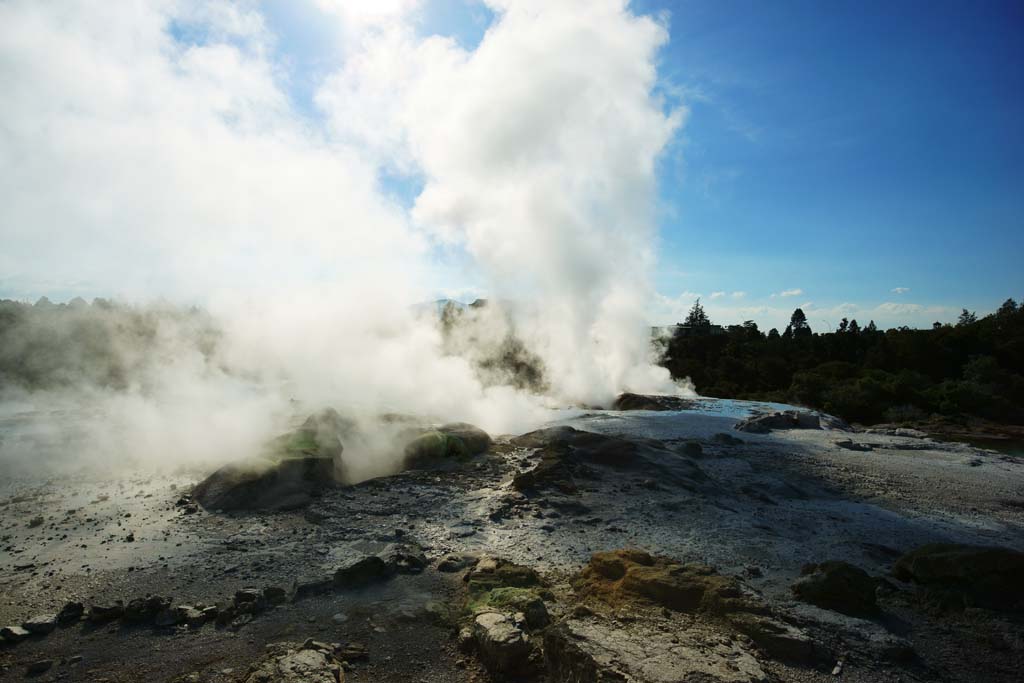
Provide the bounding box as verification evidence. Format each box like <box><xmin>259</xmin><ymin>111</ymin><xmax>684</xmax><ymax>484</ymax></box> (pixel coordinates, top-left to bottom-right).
<box><xmin>1</xmin><ymin>398</ymin><xmax>1022</xmax><ymax>682</ymax></box>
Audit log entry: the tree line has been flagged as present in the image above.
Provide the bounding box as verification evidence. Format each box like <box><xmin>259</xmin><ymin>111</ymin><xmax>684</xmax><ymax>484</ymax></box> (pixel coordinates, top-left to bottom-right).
<box><xmin>659</xmin><ymin>298</ymin><xmax>1024</xmax><ymax>425</ymax></box>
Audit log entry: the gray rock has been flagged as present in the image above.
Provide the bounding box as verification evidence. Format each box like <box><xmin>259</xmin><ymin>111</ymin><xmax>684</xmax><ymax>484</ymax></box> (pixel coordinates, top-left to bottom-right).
<box><xmin>22</xmin><ymin>614</ymin><xmax>57</xmax><ymax>635</ymax></box>
<box><xmin>1</xmin><ymin>625</ymin><xmax>30</xmax><ymax>642</ymax></box>
<box><xmin>263</xmin><ymin>586</ymin><xmax>289</xmax><ymax>605</ymax></box>
<box><xmin>124</xmin><ymin>596</ymin><xmax>171</xmax><ymax>622</ymax></box>
<box><xmin>792</xmin><ymin>561</ymin><xmax>878</xmax><ymax>616</ymax></box>
<box><xmin>836</xmin><ymin>439</ymin><xmax>873</xmax><ymax>451</ymax></box>
<box><xmin>726</xmin><ymin>613</ymin><xmax>822</xmax><ymax>664</ymax></box>
<box><xmin>87</xmin><ymin>602</ymin><xmax>124</xmax><ymax>622</ymax></box>
<box><xmin>57</xmin><ymin>601</ymin><xmax>84</xmax><ymax>624</ymax></box>
<box><xmin>544</xmin><ymin>618</ymin><xmax>766</xmax><ymax>683</ymax></box>
<box><xmin>173</xmin><ymin>605</ymin><xmax>206</xmax><ymax>626</ymax></box>
<box><xmin>472</xmin><ymin>612</ymin><xmax>532</xmax><ymax>675</ymax></box>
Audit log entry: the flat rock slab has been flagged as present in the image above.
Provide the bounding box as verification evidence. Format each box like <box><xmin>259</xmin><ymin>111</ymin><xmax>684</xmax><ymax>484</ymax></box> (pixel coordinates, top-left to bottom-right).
<box><xmin>545</xmin><ymin>618</ymin><xmax>767</xmax><ymax>683</ymax></box>
<box><xmin>244</xmin><ymin>643</ymin><xmax>343</xmax><ymax>683</ymax></box>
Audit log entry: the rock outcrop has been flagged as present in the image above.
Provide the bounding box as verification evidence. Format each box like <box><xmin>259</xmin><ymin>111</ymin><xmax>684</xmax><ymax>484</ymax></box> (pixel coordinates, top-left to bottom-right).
<box><xmin>402</xmin><ymin>422</ymin><xmax>491</xmax><ymax>469</ymax></box>
<box><xmin>612</xmin><ymin>393</ymin><xmax>694</xmax><ymax>411</ymax></box>
<box><xmin>735</xmin><ymin>410</ymin><xmax>822</xmax><ymax>433</ymax></box>
<box><xmin>544</xmin><ymin>618</ymin><xmax>768</xmax><ymax>683</ymax></box>
<box><xmin>792</xmin><ymin>561</ymin><xmax>879</xmax><ymax>616</ymax></box>
<box><xmin>574</xmin><ymin>549</ymin><xmax>762</xmax><ymax>615</ymax></box>
<box><xmin>893</xmin><ymin>543</ymin><xmax>1024</xmax><ymax>611</ymax></box>
<box><xmin>510</xmin><ymin>427</ymin><xmax>709</xmax><ymax>494</ymax></box>
<box><xmin>194</xmin><ymin>409</ymin><xmax>350</xmax><ymax>511</ymax></box>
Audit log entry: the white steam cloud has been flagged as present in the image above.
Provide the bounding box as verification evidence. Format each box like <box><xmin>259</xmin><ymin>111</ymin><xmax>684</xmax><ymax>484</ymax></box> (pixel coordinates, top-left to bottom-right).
<box><xmin>0</xmin><ymin>0</ymin><xmax>688</xmax><ymax>475</ymax></box>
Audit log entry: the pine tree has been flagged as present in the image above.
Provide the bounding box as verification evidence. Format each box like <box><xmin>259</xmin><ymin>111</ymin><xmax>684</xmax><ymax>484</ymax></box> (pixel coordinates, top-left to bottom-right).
<box><xmin>684</xmin><ymin>298</ymin><xmax>711</xmax><ymax>329</ymax></box>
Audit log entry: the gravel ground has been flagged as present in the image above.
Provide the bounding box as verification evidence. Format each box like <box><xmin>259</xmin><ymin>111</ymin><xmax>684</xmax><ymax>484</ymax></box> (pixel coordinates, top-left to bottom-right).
<box><xmin>1</xmin><ymin>401</ymin><xmax>1022</xmax><ymax>682</ymax></box>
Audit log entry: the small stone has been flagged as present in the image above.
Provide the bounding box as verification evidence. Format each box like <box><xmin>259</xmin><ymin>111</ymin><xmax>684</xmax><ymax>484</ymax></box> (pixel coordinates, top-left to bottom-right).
<box><xmin>57</xmin><ymin>601</ymin><xmax>84</xmax><ymax>624</ymax></box>
<box><xmin>1</xmin><ymin>625</ymin><xmax>30</xmax><ymax>641</ymax></box>
<box><xmin>26</xmin><ymin>659</ymin><xmax>53</xmax><ymax>675</ymax></box>
<box><xmin>263</xmin><ymin>586</ymin><xmax>288</xmax><ymax>605</ymax></box>
<box><xmin>333</xmin><ymin>555</ymin><xmax>389</xmax><ymax>587</ymax></box>
<box><xmin>88</xmin><ymin>602</ymin><xmax>125</xmax><ymax>622</ymax></box>
<box><xmin>22</xmin><ymin>614</ymin><xmax>58</xmax><ymax>635</ymax></box>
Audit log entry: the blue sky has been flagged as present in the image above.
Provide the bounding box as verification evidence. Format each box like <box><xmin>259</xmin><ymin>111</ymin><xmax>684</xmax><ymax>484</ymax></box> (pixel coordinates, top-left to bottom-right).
<box><xmin>2</xmin><ymin>1</ymin><xmax>1022</xmax><ymax>332</ymax></box>
<box><xmin>639</xmin><ymin>0</ymin><xmax>1024</xmax><ymax>327</ymax></box>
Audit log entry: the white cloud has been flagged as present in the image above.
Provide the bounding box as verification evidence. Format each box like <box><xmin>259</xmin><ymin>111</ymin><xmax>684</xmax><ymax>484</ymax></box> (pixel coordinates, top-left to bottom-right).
<box><xmin>710</xmin><ymin>291</ymin><xmax>726</xmax><ymax>299</ymax></box>
<box><xmin>731</xmin><ymin>291</ymin><xmax>746</xmax><ymax>298</ymax></box>
<box><xmin>0</xmin><ymin>0</ymin><xmax>687</xmax><ymax>430</ymax></box>
<box><xmin>778</xmin><ymin>288</ymin><xmax>803</xmax><ymax>297</ymax></box>
<box><xmin>891</xmin><ymin>287</ymin><xmax>910</xmax><ymax>295</ymax></box>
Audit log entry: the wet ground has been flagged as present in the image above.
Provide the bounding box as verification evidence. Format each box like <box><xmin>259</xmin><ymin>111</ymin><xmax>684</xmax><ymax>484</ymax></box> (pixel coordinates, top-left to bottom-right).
<box><xmin>1</xmin><ymin>400</ymin><xmax>1023</xmax><ymax>681</ymax></box>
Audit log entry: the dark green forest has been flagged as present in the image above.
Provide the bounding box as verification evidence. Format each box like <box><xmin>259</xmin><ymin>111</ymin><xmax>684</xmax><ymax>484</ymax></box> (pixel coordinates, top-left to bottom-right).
<box><xmin>660</xmin><ymin>298</ymin><xmax>1024</xmax><ymax>425</ymax></box>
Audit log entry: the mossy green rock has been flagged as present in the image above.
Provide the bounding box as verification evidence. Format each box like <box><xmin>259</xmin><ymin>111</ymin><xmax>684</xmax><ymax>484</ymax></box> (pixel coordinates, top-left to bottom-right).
<box><xmin>402</xmin><ymin>423</ymin><xmax>491</xmax><ymax>469</ymax></box>
<box><xmin>470</xmin><ymin>587</ymin><xmax>550</xmax><ymax>630</ymax></box>
<box><xmin>194</xmin><ymin>408</ymin><xmax>350</xmax><ymax>511</ymax></box>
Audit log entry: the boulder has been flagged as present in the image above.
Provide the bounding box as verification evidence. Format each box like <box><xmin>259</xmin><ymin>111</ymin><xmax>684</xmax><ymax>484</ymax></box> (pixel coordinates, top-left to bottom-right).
<box><xmin>402</xmin><ymin>422</ymin><xmax>490</xmax><ymax>469</ymax></box>
<box><xmin>472</xmin><ymin>612</ymin><xmax>532</xmax><ymax>675</ymax></box>
<box><xmin>87</xmin><ymin>602</ymin><xmax>124</xmax><ymax>622</ymax></box>
<box><xmin>726</xmin><ymin>612</ymin><xmax>821</xmax><ymax>664</ymax></box>
<box><xmin>892</xmin><ymin>543</ymin><xmax>1024</xmax><ymax>611</ymax></box>
<box><xmin>792</xmin><ymin>561</ymin><xmax>878</xmax><ymax>616</ymax></box>
<box><xmin>1</xmin><ymin>625</ymin><xmax>30</xmax><ymax>642</ymax></box>
<box><xmin>57</xmin><ymin>601</ymin><xmax>84</xmax><ymax>624</ymax></box>
<box><xmin>194</xmin><ymin>455</ymin><xmax>335</xmax><ymax>512</ymax></box>
<box><xmin>438</xmin><ymin>422</ymin><xmax>492</xmax><ymax>455</ymax></box>
<box><xmin>193</xmin><ymin>409</ymin><xmax>350</xmax><ymax>511</ymax></box>
<box><xmin>22</xmin><ymin>614</ymin><xmax>57</xmax><ymax>635</ymax></box>
<box><xmin>263</xmin><ymin>586</ymin><xmax>289</xmax><ymax>605</ymax></box>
